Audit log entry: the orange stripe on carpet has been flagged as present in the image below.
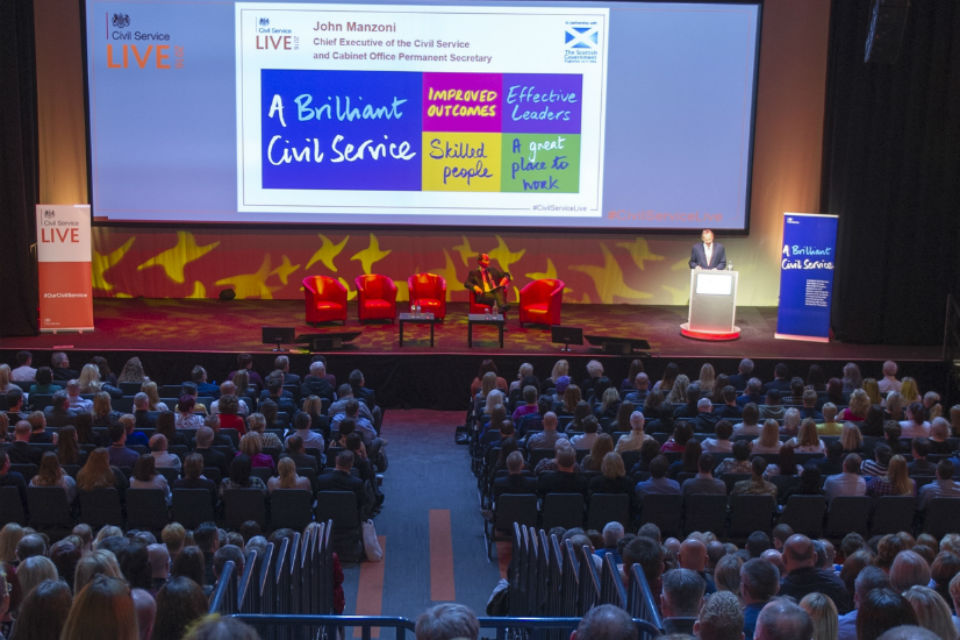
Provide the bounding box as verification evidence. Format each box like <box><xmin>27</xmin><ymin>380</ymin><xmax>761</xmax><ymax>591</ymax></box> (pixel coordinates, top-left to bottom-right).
<box><xmin>353</xmin><ymin>536</ymin><xmax>386</xmax><ymax>638</ymax></box>
<box><xmin>429</xmin><ymin>509</ymin><xmax>456</xmax><ymax>601</ymax></box>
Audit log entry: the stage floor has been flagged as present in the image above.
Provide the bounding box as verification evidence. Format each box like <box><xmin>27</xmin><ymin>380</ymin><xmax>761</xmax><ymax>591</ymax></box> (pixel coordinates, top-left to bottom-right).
<box><xmin>0</xmin><ymin>298</ymin><xmax>942</xmax><ymax>361</ymax></box>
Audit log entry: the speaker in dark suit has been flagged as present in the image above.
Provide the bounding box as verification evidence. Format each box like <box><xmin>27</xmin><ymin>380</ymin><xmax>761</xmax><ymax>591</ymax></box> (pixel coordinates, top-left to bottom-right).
<box><xmin>688</xmin><ymin>229</ymin><xmax>727</xmax><ymax>270</ymax></box>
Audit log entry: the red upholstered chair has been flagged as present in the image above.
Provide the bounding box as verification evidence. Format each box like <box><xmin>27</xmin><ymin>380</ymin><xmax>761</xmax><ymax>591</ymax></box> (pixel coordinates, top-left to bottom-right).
<box><xmin>302</xmin><ymin>275</ymin><xmax>347</xmax><ymax>325</ymax></box>
<box><xmin>407</xmin><ymin>273</ymin><xmax>447</xmax><ymax>320</ymax></box>
<box><xmin>469</xmin><ymin>290</ymin><xmax>503</xmax><ymax>316</ymax></box>
<box><xmin>355</xmin><ymin>274</ymin><xmax>398</xmax><ymax>323</ymax></box>
<box><xmin>518</xmin><ymin>279</ymin><xmax>565</xmax><ymax>327</ymax></box>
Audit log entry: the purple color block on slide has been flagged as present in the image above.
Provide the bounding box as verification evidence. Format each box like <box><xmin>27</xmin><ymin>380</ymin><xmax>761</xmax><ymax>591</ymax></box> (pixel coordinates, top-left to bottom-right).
<box><xmin>501</xmin><ymin>73</ymin><xmax>583</xmax><ymax>134</ymax></box>
<box><xmin>422</xmin><ymin>72</ymin><xmax>503</xmax><ymax>132</ymax></box>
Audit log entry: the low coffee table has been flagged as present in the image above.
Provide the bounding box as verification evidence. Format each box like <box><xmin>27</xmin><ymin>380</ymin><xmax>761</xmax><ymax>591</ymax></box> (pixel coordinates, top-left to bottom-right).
<box><xmin>398</xmin><ymin>312</ymin><xmax>437</xmax><ymax>347</ymax></box>
<box><xmin>467</xmin><ymin>313</ymin><xmax>505</xmax><ymax>348</ymax></box>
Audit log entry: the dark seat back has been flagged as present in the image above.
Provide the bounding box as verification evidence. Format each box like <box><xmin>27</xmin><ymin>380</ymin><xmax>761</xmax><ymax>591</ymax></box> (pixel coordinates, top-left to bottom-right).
<box><xmin>541</xmin><ymin>492</ymin><xmax>585</xmax><ymax>530</ymax></box>
<box><xmin>779</xmin><ymin>495</ymin><xmax>826</xmax><ymax>538</ymax></box>
<box><xmin>587</xmin><ymin>493</ymin><xmax>631</xmax><ymax>531</ymax></box>
<box><xmin>270</xmin><ymin>489</ymin><xmax>313</xmax><ymax>531</ymax></box>
<box><xmin>172</xmin><ymin>488</ymin><xmax>215</xmax><ymax>529</ymax></box>
<box><xmin>223</xmin><ymin>488</ymin><xmax>267</xmax><ymax>529</ymax></box>
<box><xmin>78</xmin><ymin>488</ymin><xmax>123</xmax><ymax>528</ymax></box>
<box><xmin>126</xmin><ymin>488</ymin><xmax>169</xmax><ymax>531</ymax></box>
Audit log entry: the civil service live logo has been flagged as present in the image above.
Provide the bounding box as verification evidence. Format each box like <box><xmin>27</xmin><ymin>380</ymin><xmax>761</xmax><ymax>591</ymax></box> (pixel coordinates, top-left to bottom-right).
<box><xmin>564</xmin><ymin>20</ymin><xmax>599</xmax><ymax>64</ymax></box>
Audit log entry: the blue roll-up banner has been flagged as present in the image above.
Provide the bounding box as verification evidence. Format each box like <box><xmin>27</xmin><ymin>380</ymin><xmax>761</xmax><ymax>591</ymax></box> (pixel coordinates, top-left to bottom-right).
<box><xmin>775</xmin><ymin>213</ymin><xmax>838</xmax><ymax>342</ymax></box>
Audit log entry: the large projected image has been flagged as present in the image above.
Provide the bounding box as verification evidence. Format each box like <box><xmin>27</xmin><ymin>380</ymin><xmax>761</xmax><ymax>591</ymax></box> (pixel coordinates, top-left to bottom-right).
<box><xmin>237</xmin><ymin>4</ymin><xmax>606</xmax><ymax>217</ymax></box>
<box><xmin>84</xmin><ymin>0</ymin><xmax>760</xmax><ymax>230</ymax></box>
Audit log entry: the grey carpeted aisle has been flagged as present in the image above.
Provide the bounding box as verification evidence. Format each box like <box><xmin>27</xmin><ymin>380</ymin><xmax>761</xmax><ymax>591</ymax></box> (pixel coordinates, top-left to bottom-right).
<box><xmin>338</xmin><ymin>409</ymin><xmax>503</xmax><ymax>623</ymax></box>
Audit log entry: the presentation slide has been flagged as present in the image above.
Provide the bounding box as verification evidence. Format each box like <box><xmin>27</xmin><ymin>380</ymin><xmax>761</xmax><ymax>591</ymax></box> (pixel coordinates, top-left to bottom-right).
<box><xmin>84</xmin><ymin>0</ymin><xmax>760</xmax><ymax>230</ymax></box>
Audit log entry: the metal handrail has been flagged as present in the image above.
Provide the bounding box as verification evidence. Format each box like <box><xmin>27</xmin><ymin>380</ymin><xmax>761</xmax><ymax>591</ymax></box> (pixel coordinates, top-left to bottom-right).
<box><xmin>229</xmin><ymin>614</ymin><xmax>661</xmax><ymax>640</ymax></box>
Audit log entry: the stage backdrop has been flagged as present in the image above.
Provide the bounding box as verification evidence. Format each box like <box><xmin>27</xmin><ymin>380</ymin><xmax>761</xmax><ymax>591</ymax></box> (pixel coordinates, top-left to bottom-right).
<box><xmin>34</xmin><ymin>0</ymin><xmax>830</xmax><ymax>307</ymax></box>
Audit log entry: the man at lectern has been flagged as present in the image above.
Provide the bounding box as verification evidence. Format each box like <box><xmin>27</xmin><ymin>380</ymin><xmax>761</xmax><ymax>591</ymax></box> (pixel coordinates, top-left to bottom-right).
<box><xmin>465</xmin><ymin>253</ymin><xmax>511</xmax><ymax>313</ymax></box>
<box><xmin>689</xmin><ymin>229</ymin><xmax>727</xmax><ymax>270</ymax></box>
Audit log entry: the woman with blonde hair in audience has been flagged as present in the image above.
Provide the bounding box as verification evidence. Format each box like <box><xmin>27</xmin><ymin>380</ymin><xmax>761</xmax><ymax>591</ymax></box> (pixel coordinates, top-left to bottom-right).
<box><xmin>789</xmin><ymin>418</ymin><xmax>826</xmax><ymax>454</ymax></box>
<box><xmin>615</xmin><ymin>410</ymin><xmax>654</xmax><ymax>453</ymax></box>
<box><xmin>862</xmin><ymin>378</ymin><xmax>882</xmax><ymax>406</ymax></box>
<box><xmin>117</xmin><ymin>356</ymin><xmax>148</xmax><ymax>385</ymax></box>
<box><xmin>16</xmin><ymin>556</ymin><xmax>58</xmax><ymax>599</ymax></box>
<box><xmin>902</xmin><ymin>585</ymin><xmax>958</xmax><ymax>640</ymax></box>
<box><xmin>0</xmin><ymin>365</ymin><xmax>12</xmax><ymax>395</ymax></box>
<box><xmin>696</xmin><ymin>363</ymin><xmax>716</xmax><ymax>395</ymax></box>
<box><xmin>30</xmin><ymin>451</ymin><xmax>77</xmax><ymax>502</ymax></box>
<box><xmin>76</xmin><ymin>448</ymin><xmax>126</xmax><ymax>493</ymax></box>
<box><xmin>751</xmin><ymin>419</ymin><xmax>782</xmax><ymax>454</ymax></box>
<box><xmin>90</xmin><ymin>391</ymin><xmax>120</xmax><ymax>429</ymax></box>
<box><xmin>885</xmin><ymin>391</ymin><xmax>905</xmax><ymax>420</ymax></box>
<box><xmin>815</xmin><ymin>402</ymin><xmax>842</xmax><ymax>435</ymax></box>
<box><xmin>231</xmin><ymin>370</ymin><xmax>252</xmax><ymax>401</ymax></box>
<box><xmin>868</xmin><ymin>455</ymin><xmax>915</xmax><ymax>497</ymax></box>
<box><xmin>267</xmin><ymin>457</ymin><xmax>311</xmax><ymax>493</ymax></box>
<box><xmin>781</xmin><ymin>407</ymin><xmax>803</xmax><ymax>437</ymax></box>
<box><xmin>247</xmin><ymin>412</ymin><xmax>282</xmax><ymax>449</ymax></box>
<box><xmin>77</xmin><ymin>363</ymin><xmax>104</xmax><ymax>395</ymax></box>
<box><xmin>839</xmin><ymin>422</ymin><xmax>863</xmax><ymax>454</ymax></box>
<box><xmin>924</xmin><ymin>391</ymin><xmax>942</xmax><ymax>421</ymax></box>
<box><xmin>595</xmin><ymin>387</ymin><xmax>621</xmax><ymax>422</ymax></box>
<box><xmin>900</xmin><ymin>377</ymin><xmax>921</xmax><ymax>404</ymax></box>
<box><xmin>140</xmin><ymin>380</ymin><xmax>168</xmax><ymax>412</ymax></box>
<box><xmin>239</xmin><ymin>432</ymin><xmax>275</xmax><ymax>472</ymax></box>
<box><xmin>0</xmin><ymin>524</ymin><xmax>24</xmax><ymax>565</ymax></box>
<box><xmin>73</xmin><ymin>549</ymin><xmax>123</xmax><ymax>595</ymax></box>
<box><xmin>588</xmin><ymin>451</ymin><xmax>634</xmax><ymax>498</ymax></box>
<box><xmin>474</xmin><ymin>370</ymin><xmax>499</xmax><ymax>413</ymax></box>
<box><xmin>666</xmin><ymin>374</ymin><xmax>690</xmax><ymax>405</ymax></box>
<box><xmin>799</xmin><ymin>592</ymin><xmax>838</xmax><ymax>640</ymax></box>
<box><xmin>546</xmin><ymin>359</ymin><xmax>569</xmax><ymax>391</ymax></box>
<box><xmin>62</xmin><ymin>574</ymin><xmax>138</xmax><ymax>640</ymax></box>
<box><xmin>840</xmin><ymin>389</ymin><xmax>870</xmax><ymax>422</ymax></box>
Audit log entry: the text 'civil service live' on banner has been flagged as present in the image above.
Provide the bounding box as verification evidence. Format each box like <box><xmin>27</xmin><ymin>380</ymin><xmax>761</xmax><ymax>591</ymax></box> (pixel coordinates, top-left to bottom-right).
<box><xmin>36</xmin><ymin>204</ymin><xmax>94</xmax><ymax>332</ymax></box>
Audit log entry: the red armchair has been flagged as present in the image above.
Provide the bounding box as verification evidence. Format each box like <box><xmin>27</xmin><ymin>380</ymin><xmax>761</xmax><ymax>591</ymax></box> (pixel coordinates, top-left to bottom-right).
<box><xmin>469</xmin><ymin>290</ymin><xmax>506</xmax><ymax>316</ymax></box>
<box><xmin>407</xmin><ymin>273</ymin><xmax>447</xmax><ymax>320</ymax></box>
<box><xmin>519</xmin><ymin>279</ymin><xmax>565</xmax><ymax>327</ymax></box>
<box><xmin>355</xmin><ymin>274</ymin><xmax>397</xmax><ymax>323</ymax></box>
<box><xmin>303</xmin><ymin>275</ymin><xmax>347</xmax><ymax>325</ymax></box>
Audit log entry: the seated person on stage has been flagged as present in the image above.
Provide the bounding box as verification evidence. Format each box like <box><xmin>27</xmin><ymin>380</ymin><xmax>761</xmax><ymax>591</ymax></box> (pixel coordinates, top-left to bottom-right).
<box><xmin>464</xmin><ymin>252</ymin><xmax>511</xmax><ymax>313</ymax></box>
<box><xmin>689</xmin><ymin>228</ymin><xmax>727</xmax><ymax>270</ymax></box>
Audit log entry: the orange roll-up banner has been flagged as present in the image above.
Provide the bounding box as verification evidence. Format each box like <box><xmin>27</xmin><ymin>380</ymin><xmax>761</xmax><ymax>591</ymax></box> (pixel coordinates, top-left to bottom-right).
<box><xmin>36</xmin><ymin>204</ymin><xmax>94</xmax><ymax>333</ymax></box>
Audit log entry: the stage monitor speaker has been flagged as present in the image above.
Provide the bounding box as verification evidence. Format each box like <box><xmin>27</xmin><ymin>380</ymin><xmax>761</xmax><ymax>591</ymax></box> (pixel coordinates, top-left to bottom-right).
<box><xmin>584</xmin><ymin>334</ymin><xmax>651</xmax><ymax>355</ymax></box>
<box><xmin>218</xmin><ymin>288</ymin><xmax>236</xmax><ymax>301</ymax></box>
<box><xmin>262</xmin><ymin>326</ymin><xmax>295</xmax><ymax>351</ymax></box>
<box><xmin>864</xmin><ymin>0</ymin><xmax>909</xmax><ymax>64</ymax></box>
<box><xmin>550</xmin><ymin>325</ymin><xmax>583</xmax><ymax>352</ymax></box>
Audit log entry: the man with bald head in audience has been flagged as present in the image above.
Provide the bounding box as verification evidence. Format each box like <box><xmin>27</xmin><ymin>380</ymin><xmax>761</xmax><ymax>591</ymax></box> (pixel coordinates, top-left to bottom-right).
<box><xmin>753</xmin><ymin>599</ymin><xmax>813</xmax><ymax>640</ymax></box>
<box><xmin>778</xmin><ymin>533</ymin><xmax>852</xmax><ymax>613</ymax></box>
<box><xmin>527</xmin><ymin>411</ymin><xmax>567</xmax><ymax>450</ymax></box>
<box><xmin>570</xmin><ymin>603</ymin><xmax>638</xmax><ymax>640</ymax></box>
<box><xmin>678</xmin><ymin>538</ymin><xmax>716</xmax><ymax>594</ymax></box>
